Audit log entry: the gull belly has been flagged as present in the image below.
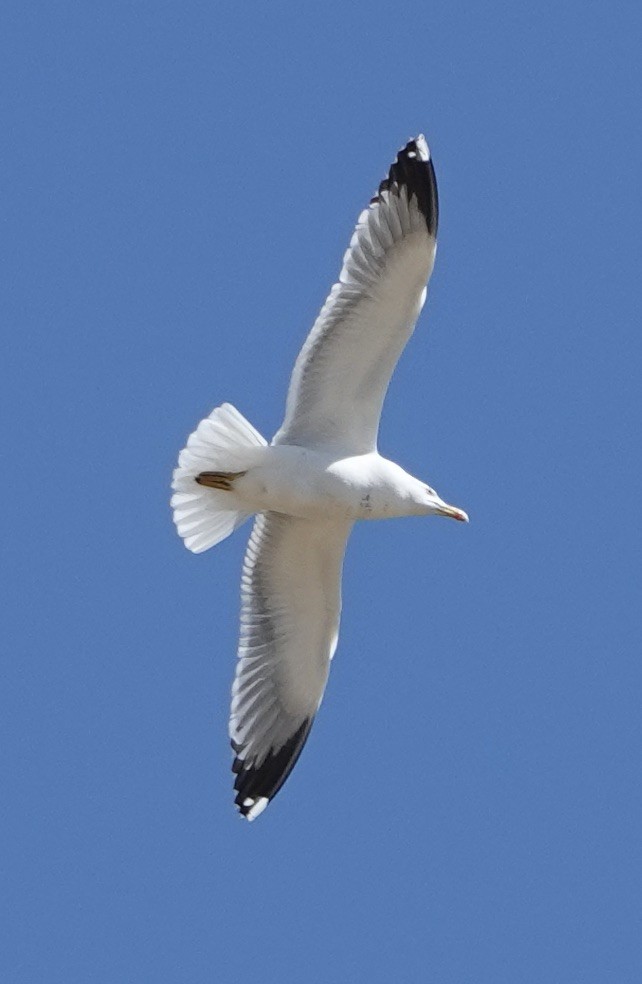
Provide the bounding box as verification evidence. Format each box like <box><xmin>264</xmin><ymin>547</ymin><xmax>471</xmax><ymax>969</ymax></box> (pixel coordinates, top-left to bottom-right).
<box><xmin>233</xmin><ymin>446</ymin><xmax>429</xmax><ymax>522</ymax></box>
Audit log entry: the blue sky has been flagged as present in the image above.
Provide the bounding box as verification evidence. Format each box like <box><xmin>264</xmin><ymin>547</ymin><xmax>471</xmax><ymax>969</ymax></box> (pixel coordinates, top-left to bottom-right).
<box><xmin>3</xmin><ymin>1</ymin><xmax>641</xmax><ymax>981</ymax></box>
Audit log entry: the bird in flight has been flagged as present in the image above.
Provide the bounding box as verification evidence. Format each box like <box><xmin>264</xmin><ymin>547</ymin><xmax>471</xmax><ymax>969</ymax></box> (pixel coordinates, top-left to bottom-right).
<box><xmin>172</xmin><ymin>135</ymin><xmax>467</xmax><ymax>820</ymax></box>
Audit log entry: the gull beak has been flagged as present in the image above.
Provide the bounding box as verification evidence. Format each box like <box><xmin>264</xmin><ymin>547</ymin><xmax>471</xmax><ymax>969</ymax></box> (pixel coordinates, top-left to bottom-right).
<box><xmin>435</xmin><ymin>502</ymin><xmax>469</xmax><ymax>523</ymax></box>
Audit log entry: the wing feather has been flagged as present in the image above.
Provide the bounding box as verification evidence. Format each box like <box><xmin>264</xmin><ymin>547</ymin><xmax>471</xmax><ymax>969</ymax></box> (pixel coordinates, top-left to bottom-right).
<box><xmin>273</xmin><ymin>136</ymin><xmax>439</xmax><ymax>454</ymax></box>
<box><xmin>230</xmin><ymin>512</ymin><xmax>351</xmax><ymax>819</ymax></box>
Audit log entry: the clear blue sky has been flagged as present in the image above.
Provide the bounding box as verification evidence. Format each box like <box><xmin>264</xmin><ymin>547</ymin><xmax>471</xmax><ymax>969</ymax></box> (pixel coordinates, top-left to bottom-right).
<box><xmin>3</xmin><ymin>2</ymin><xmax>641</xmax><ymax>981</ymax></box>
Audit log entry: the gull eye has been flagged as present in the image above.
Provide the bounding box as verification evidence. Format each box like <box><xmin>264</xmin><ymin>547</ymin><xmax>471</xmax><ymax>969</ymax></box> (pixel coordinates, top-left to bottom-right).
<box><xmin>425</xmin><ymin>486</ymin><xmax>435</xmax><ymax>496</ymax></box>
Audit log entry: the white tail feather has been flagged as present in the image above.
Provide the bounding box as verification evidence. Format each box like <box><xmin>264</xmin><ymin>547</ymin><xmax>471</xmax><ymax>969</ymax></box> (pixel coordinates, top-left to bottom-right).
<box><xmin>171</xmin><ymin>403</ymin><xmax>267</xmax><ymax>554</ymax></box>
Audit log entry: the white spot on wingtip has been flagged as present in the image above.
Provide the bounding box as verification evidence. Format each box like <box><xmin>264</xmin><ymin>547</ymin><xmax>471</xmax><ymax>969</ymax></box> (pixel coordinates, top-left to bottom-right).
<box><xmin>244</xmin><ymin>796</ymin><xmax>269</xmax><ymax>821</ymax></box>
<box><xmin>415</xmin><ymin>134</ymin><xmax>430</xmax><ymax>161</ymax></box>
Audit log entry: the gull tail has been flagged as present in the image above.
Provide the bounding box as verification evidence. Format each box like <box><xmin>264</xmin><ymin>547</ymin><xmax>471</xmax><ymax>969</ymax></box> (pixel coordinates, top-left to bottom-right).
<box><xmin>171</xmin><ymin>403</ymin><xmax>267</xmax><ymax>554</ymax></box>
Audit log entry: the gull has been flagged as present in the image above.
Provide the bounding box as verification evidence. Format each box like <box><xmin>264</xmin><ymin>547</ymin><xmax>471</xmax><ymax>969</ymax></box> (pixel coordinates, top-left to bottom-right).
<box><xmin>171</xmin><ymin>135</ymin><xmax>468</xmax><ymax>821</ymax></box>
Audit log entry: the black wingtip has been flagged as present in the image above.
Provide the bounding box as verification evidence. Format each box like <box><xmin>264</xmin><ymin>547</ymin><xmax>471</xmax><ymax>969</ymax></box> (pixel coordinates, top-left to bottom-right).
<box><xmin>373</xmin><ymin>135</ymin><xmax>439</xmax><ymax>237</ymax></box>
<box><xmin>232</xmin><ymin>718</ymin><xmax>314</xmax><ymax>820</ymax></box>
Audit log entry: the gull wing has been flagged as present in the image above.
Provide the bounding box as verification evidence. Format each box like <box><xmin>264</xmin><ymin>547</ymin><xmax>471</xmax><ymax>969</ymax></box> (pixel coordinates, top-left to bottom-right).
<box><xmin>273</xmin><ymin>136</ymin><xmax>438</xmax><ymax>455</ymax></box>
<box><xmin>230</xmin><ymin>512</ymin><xmax>351</xmax><ymax>820</ymax></box>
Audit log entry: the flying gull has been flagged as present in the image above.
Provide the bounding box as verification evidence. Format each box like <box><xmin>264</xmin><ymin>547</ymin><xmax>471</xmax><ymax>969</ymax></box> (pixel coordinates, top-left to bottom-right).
<box><xmin>171</xmin><ymin>135</ymin><xmax>468</xmax><ymax>820</ymax></box>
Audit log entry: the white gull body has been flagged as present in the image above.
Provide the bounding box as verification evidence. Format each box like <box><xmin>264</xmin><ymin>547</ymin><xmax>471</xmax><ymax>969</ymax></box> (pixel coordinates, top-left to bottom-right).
<box><xmin>171</xmin><ymin>136</ymin><xmax>467</xmax><ymax>820</ymax></box>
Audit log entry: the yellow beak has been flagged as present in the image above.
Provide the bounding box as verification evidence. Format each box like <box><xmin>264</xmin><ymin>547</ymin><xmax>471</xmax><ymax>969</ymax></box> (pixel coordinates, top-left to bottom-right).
<box><xmin>435</xmin><ymin>503</ymin><xmax>469</xmax><ymax>523</ymax></box>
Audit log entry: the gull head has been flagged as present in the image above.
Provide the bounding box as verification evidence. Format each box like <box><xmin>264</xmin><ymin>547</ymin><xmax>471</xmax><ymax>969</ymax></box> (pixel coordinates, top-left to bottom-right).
<box><xmin>422</xmin><ymin>485</ymin><xmax>469</xmax><ymax>523</ymax></box>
